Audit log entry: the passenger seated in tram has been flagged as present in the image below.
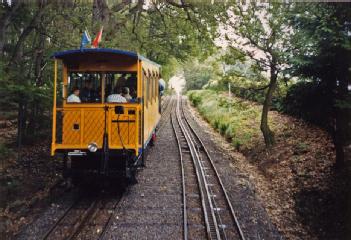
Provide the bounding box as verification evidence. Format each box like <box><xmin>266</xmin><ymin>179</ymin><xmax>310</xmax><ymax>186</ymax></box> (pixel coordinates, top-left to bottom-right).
<box><xmin>107</xmin><ymin>87</ymin><xmax>127</xmax><ymax>103</ymax></box>
<box><xmin>122</xmin><ymin>87</ymin><xmax>132</xmax><ymax>102</ymax></box>
<box><xmin>80</xmin><ymin>80</ymin><xmax>98</xmax><ymax>102</ymax></box>
<box><xmin>67</xmin><ymin>87</ymin><xmax>81</xmax><ymax>103</ymax></box>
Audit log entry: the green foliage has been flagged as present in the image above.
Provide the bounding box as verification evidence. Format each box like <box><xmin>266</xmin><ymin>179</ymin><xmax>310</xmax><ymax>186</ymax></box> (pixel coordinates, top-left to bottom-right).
<box><xmin>183</xmin><ymin>56</ymin><xmax>222</xmax><ymax>91</ymax></box>
<box><xmin>0</xmin><ymin>1</ymin><xmax>219</xmax><ymax>144</ymax></box>
<box><xmin>287</xmin><ymin>2</ymin><xmax>351</xmax><ymax>147</ymax></box>
<box><xmin>184</xmin><ymin>63</ymin><xmax>212</xmax><ymax>91</ymax></box>
<box><xmin>215</xmin><ymin>65</ymin><xmax>290</xmax><ymax>112</ymax></box>
<box><xmin>283</xmin><ymin>81</ymin><xmax>329</xmax><ymax>127</ymax></box>
<box><xmin>223</xmin><ymin>2</ymin><xmax>294</xmax><ymax>75</ymax></box>
<box><xmin>188</xmin><ymin>89</ymin><xmax>262</xmax><ymax>150</ymax></box>
<box><xmin>219</xmin><ymin>2</ymin><xmax>296</xmax><ymax>146</ymax></box>
<box><xmin>160</xmin><ymin>58</ymin><xmax>181</xmax><ymax>83</ymax></box>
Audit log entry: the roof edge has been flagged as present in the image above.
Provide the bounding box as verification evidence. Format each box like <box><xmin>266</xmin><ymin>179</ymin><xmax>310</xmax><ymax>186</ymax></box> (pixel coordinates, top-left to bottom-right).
<box><xmin>52</xmin><ymin>48</ymin><xmax>160</xmax><ymax>68</ymax></box>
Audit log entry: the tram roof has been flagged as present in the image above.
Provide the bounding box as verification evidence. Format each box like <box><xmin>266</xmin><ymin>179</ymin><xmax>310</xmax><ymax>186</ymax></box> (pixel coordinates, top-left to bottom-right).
<box><xmin>52</xmin><ymin>48</ymin><xmax>160</xmax><ymax>67</ymax></box>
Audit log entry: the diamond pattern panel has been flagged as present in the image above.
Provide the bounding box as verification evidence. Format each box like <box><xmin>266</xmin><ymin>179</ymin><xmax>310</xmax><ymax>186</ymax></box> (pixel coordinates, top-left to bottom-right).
<box><xmin>83</xmin><ymin>110</ymin><xmax>105</xmax><ymax>147</ymax></box>
<box><xmin>62</xmin><ymin>110</ymin><xmax>81</xmax><ymax>144</ymax></box>
<box><xmin>110</xmin><ymin>113</ymin><xmax>136</xmax><ymax>147</ymax></box>
<box><xmin>60</xmin><ymin>107</ymin><xmax>137</xmax><ymax>149</ymax></box>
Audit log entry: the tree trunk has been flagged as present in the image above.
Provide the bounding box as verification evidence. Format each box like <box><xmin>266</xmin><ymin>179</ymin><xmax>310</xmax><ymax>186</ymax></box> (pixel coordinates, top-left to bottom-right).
<box><xmin>0</xmin><ymin>1</ymin><xmax>22</xmax><ymax>55</ymax></box>
<box><xmin>92</xmin><ymin>0</ymin><xmax>110</xmax><ymax>24</ymax></box>
<box><xmin>260</xmin><ymin>70</ymin><xmax>277</xmax><ymax>147</ymax></box>
<box><xmin>27</xmin><ymin>33</ymin><xmax>45</xmax><ymax>132</ymax></box>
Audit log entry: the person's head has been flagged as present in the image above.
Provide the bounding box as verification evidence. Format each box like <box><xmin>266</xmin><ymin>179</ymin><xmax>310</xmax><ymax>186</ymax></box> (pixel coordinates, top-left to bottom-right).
<box><xmin>72</xmin><ymin>87</ymin><xmax>80</xmax><ymax>96</ymax></box>
<box><xmin>122</xmin><ymin>87</ymin><xmax>130</xmax><ymax>95</ymax></box>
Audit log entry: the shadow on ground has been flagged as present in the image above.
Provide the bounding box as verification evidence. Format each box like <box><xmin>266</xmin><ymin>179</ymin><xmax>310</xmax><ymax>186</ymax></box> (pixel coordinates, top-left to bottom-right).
<box><xmin>294</xmin><ymin>169</ymin><xmax>348</xmax><ymax>239</ymax></box>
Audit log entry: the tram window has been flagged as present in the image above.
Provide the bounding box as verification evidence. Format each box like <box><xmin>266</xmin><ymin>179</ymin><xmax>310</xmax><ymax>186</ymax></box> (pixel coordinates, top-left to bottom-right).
<box><xmin>148</xmin><ymin>71</ymin><xmax>152</xmax><ymax>105</ymax></box>
<box><xmin>147</xmin><ymin>76</ymin><xmax>150</xmax><ymax>105</ymax></box>
<box><xmin>67</xmin><ymin>72</ymin><xmax>137</xmax><ymax>104</ymax></box>
<box><xmin>67</xmin><ymin>72</ymin><xmax>102</xmax><ymax>103</ymax></box>
<box><xmin>104</xmin><ymin>72</ymin><xmax>137</xmax><ymax>103</ymax></box>
<box><xmin>153</xmin><ymin>73</ymin><xmax>157</xmax><ymax>101</ymax></box>
<box><xmin>155</xmin><ymin>74</ymin><xmax>158</xmax><ymax>100</ymax></box>
<box><xmin>151</xmin><ymin>73</ymin><xmax>154</xmax><ymax>101</ymax></box>
<box><xmin>143</xmin><ymin>71</ymin><xmax>148</xmax><ymax>107</ymax></box>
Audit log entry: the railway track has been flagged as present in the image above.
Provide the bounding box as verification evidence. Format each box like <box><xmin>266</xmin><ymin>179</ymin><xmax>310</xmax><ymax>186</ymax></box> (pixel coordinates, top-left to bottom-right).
<box><xmin>42</xmin><ymin>192</ymin><xmax>122</xmax><ymax>240</ymax></box>
<box><xmin>41</xmin><ymin>96</ymin><xmax>174</xmax><ymax>240</ymax></box>
<box><xmin>157</xmin><ymin>95</ymin><xmax>176</xmax><ymax>133</ymax></box>
<box><xmin>161</xmin><ymin>95</ymin><xmax>171</xmax><ymax>112</ymax></box>
<box><xmin>171</xmin><ymin>95</ymin><xmax>245</xmax><ymax>240</ymax></box>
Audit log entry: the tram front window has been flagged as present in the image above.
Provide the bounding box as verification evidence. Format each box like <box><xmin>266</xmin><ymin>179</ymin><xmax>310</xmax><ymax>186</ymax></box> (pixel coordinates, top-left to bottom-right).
<box><xmin>67</xmin><ymin>72</ymin><xmax>101</xmax><ymax>103</ymax></box>
<box><xmin>67</xmin><ymin>72</ymin><xmax>137</xmax><ymax>104</ymax></box>
<box><xmin>104</xmin><ymin>73</ymin><xmax>137</xmax><ymax>103</ymax></box>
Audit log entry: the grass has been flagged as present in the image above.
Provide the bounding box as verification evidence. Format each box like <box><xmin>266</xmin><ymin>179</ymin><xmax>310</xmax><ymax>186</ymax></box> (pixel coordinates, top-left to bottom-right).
<box><xmin>188</xmin><ymin>90</ymin><xmax>274</xmax><ymax>151</ymax></box>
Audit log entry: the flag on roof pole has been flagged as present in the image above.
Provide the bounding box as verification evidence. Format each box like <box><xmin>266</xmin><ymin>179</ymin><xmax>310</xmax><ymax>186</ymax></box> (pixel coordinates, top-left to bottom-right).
<box><xmin>80</xmin><ymin>30</ymin><xmax>91</xmax><ymax>50</ymax></box>
<box><xmin>92</xmin><ymin>26</ymin><xmax>103</xmax><ymax>48</ymax></box>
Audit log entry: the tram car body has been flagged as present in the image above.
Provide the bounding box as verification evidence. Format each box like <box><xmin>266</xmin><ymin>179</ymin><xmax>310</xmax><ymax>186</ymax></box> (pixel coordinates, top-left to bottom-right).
<box><xmin>51</xmin><ymin>48</ymin><xmax>161</xmax><ymax>182</ymax></box>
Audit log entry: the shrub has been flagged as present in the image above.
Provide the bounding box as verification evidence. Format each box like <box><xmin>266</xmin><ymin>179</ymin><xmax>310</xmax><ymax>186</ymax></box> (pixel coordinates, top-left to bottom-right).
<box><xmin>187</xmin><ymin>90</ymin><xmax>262</xmax><ymax>150</ymax></box>
<box><xmin>283</xmin><ymin>81</ymin><xmax>331</xmax><ymax>128</ymax></box>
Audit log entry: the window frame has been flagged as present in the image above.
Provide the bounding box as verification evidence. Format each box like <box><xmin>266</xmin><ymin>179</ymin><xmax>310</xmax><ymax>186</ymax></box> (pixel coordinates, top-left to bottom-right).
<box><xmin>65</xmin><ymin>71</ymin><xmax>138</xmax><ymax>105</ymax></box>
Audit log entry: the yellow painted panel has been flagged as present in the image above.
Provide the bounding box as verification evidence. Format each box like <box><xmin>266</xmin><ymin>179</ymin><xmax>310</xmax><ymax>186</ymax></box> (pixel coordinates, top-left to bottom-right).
<box><xmin>57</xmin><ymin>106</ymin><xmax>139</xmax><ymax>152</ymax></box>
<box><xmin>83</xmin><ymin>110</ymin><xmax>105</xmax><ymax>147</ymax></box>
<box><xmin>141</xmin><ymin>60</ymin><xmax>161</xmax><ymax>146</ymax></box>
<box><xmin>110</xmin><ymin>114</ymin><xmax>137</xmax><ymax>147</ymax></box>
<box><xmin>62</xmin><ymin>110</ymin><xmax>81</xmax><ymax>144</ymax></box>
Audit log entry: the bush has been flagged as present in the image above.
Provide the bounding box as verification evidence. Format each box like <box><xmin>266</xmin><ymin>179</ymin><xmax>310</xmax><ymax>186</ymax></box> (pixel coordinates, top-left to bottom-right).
<box><xmin>216</xmin><ymin>74</ymin><xmax>288</xmax><ymax>112</ymax></box>
<box><xmin>187</xmin><ymin>90</ymin><xmax>261</xmax><ymax>150</ymax></box>
<box><xmin>216</xmin><ymin>73</ymin><xmax>333</xmax><ymax>129</ymax></box>
<box><xmin>188</xmin><ymin>91</ymin><xmax>203</xmax><ymax>107</ymax></box>
<box><xmin>283</xmin><ymin>81</ymin><xmax>331</xmax><ymax>128</ymax></box>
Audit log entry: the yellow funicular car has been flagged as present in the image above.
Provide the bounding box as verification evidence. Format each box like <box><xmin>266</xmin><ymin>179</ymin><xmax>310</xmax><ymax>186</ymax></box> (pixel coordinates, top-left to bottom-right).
<box><xmin>51</xmin><ymin>48</ymin><xmax>161</xmax><ymax>184</ymax></box>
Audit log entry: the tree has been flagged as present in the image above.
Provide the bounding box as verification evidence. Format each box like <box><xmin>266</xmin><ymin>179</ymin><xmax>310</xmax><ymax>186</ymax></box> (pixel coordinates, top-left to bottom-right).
<box><xmin>289</xmin><ymin>2</ymin><xmax>351</xmax><ymax>167</ymax></box>
<box><xmin>0</xmin><ymin>1</ymin><xmax>219</xmax><ymax>149</ymax></box>
<box><xmin>222</xmin><ymin>2</ymin><xmax>292</xmax><ymax>147</ymax></box>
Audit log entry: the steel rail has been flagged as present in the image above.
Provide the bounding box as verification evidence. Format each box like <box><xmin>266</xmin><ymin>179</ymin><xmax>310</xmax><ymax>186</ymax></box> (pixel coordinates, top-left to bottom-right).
<box><xmin>180</xmin><ymin>99</ymin><xmax>228</xmax><ymax>239</ymax></box>
<box><xmin>170</xmin><ymin>103</ymin><xmax>188</xmax><ymax>240</ymax></box>
<box><xmin>180</xmin><ymin>97</ymin><xmax>246</xmax><ymax>240</ymax></box>
<box><xmin>67</xmin><ymin>199</ymin><xmax>100</xmax><ymax>240</ymax></box>
<box><xmin>175</xmin><ymin>94</ymin><xmax>221</xmax><ymax>240</ymax></box>
<box><xmin>97</xmin><ymin>195</ymin><xmax>123</xmax><ymax>240</ymax></box>
<box><xmin>42</xmin><ymin>197</ymin><xmax>82</xmax><ymax>240</ymax></box>
<box><xmin>43</xmin><ymin>194</ymin><xmax>123</xmax><ymax>240</ymax></box>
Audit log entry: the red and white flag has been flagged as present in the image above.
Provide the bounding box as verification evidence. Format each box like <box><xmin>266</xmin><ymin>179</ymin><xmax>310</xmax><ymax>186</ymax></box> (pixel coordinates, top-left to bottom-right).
<box><xmin>92</xmin><ymin>26</ymin><xmax>103</xmax><ymax>48</ymax></box>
